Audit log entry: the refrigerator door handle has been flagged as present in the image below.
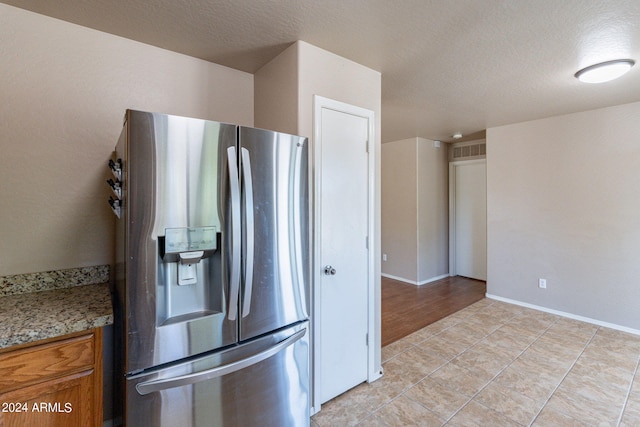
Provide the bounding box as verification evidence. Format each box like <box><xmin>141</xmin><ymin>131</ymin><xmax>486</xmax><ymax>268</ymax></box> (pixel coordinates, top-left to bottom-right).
<box><xmin>240</xmin><ymin>147</ymin><xmax>255</xmax><ymax>318</ymax></box>
<box><xmin>135</xmin><ymin>327</ymin><xmax>306</xmax><ymax>395</ymax></box>
<box><xmin>227</xmin><ymin>146</ymin><xmax>241</xmax><ymax>321</ymax></box>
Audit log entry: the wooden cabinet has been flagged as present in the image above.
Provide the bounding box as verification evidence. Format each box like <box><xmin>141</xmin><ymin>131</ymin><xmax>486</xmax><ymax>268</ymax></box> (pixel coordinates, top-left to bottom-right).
<box><xmin>0</xmin><ymin>328</ymin><xmax>103</xmax><ymax>427</ymax></box>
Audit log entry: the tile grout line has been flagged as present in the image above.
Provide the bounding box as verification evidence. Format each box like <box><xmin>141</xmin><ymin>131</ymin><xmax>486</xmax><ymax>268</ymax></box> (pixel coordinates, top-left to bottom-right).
<box><xmin>371</xmin><ymin>302</ymin><xmax>502</xmax><ymax>425</ymax></box>
<box><xmin>447</xmin><ymin>313</ymin><xmax>562</xmax><ymax>426</ymax></box>
<box><xmin>526</xmin><ymin>325</ymin><xmax>600</xmax><ymax>426</ymax></box>
<box><xmin>364</xmin><ymin>300</ymin><xmax>537</xmax><ymax>426</ymax></box>
<box><xmin>427</xmin><ymin>310</ymin><xmax>553</xmax><ymax>425</ymax></box>
<box><xmin>354</xmin><ymin>354</ymin><xmax>452</xmax><ymax>426</ymax></box>
<box><xmin>616</xmin><ymin>347</ymin><xmax>640</xmax><ymax>427</ymax></box>
<box><xmin>386</xmin><ymin>304</ymin><xmax>571</xmax><ymax>425</ymax></box>
<box><xmin>359</xmin><ymin>301</ymin><xmax>636</xmax><ymax>427</ymax></box>
<box><xmin>363</xmin><ymin>326</ymin><xmax>457</xmax><ymax>425</ymax></box>
<box><xmin>381</xmin><ymin>301</ymin><xmax>485</xmax><ymax>364</ymax></box>
<box><xmin>376</xmin><ymin>319</ymin><xmax>463</xmax><ymax>423</ymax></box>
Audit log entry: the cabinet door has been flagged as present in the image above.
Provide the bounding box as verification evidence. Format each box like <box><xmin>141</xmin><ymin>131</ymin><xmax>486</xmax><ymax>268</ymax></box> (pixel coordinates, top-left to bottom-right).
<box><xmin>0</xmin><ymin>334</ymin><xmax>94</xmax><ymax>392</ymax></box>
<box><xmin>0</xmin><ymin>369</ymin><xmax>95</xmax><ymax>427</ymax></box>
<box><xmin>0</xmin><ymin>329</ymin><xmax>102</xmax><ymax>427</ymax></box>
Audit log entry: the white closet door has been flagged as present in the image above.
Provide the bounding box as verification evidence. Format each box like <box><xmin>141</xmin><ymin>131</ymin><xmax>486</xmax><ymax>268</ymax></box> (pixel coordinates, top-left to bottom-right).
<box><xmin>452</xmin><ymin>160</ymin><xmax>487</xmax><ymax>280</ymax></box>
<box><xmin>318</xmin><ymin>106</ymin><xmax>370</xmax><ymax>404</ymax></box>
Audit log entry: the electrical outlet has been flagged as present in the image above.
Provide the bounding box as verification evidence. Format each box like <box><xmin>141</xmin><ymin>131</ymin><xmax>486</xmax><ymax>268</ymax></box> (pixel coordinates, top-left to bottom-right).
<box><xmin>382</xmin><ymin>254</ymin><xmax>387</xmax><ymax>262</ymax></box>
<box><xmin>538</xmin><ymin>278</ymin><xmax>547</xmax><ymax>289</ymax></box>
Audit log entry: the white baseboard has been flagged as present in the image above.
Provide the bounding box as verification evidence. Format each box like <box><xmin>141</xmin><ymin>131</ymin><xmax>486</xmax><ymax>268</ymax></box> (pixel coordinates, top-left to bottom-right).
<box><xmin>381</xmin><ymin>273</ymin><xmax>416</xmax><ymax>284</ymax></box>
<box><xmin>382</xmin><ymin>273</ymin><xmax>450</xmax><ymax>286</ymax></box>
<box><xmin>486</xmin><ymin>293</ymin><xmax>640</xmax><ymax>336</ymax></box>
<box><xmin>418</xmin><ymin>274</ymin><xmax>450</xmax><ymax>286</ymax></box>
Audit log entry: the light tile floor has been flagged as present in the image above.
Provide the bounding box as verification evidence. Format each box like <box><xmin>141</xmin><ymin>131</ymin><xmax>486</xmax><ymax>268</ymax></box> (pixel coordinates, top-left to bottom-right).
<box><xmin>311</xmin><ymin>298</ymin><xmax>640</xmax><ymax>426</ymax></box>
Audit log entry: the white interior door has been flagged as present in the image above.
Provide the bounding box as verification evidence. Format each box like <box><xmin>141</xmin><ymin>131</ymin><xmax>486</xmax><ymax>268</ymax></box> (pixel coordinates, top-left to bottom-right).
<box><xmin>451</xmin><ymin>160</ymin><xmax>487</xmax><ymax>280</ymax></box>
<box><xmin>317</xmin><ymin>102</ymin><xmax>370</xmax><ymax>404</ymax></box>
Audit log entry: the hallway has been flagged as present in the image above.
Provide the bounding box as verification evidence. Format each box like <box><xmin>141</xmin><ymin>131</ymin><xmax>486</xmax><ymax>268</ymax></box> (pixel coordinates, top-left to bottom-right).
<box><xmin>382</xmin><ymin>276</ymin><xmax>486</xmax><ymax>346</ymax></box>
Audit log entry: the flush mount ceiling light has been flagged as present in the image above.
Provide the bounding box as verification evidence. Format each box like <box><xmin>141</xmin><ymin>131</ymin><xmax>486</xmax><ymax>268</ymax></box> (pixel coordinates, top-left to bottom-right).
<box><xmin>575</xmin><ymin>59</ymin><xmax>635</xmax><ymax>83</ymax></box>
<box><xmin>452</xmin><ymin>133</ymin><xmax>463</xmax><ymax>139</ymax></box>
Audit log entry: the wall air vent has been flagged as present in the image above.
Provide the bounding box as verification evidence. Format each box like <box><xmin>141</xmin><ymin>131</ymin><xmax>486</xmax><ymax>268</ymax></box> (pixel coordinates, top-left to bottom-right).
<box><xmin>449</xmin><ymin>140</ymin><xmax>486</xmax><ymax>162</ymax></box>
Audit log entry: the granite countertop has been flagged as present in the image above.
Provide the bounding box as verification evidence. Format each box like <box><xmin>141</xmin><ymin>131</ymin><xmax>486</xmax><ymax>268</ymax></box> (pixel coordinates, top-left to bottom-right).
<box><xmin>0</xmin><ymin>266</ymin><xmax>114</xmax><ymax>349</ymax></box>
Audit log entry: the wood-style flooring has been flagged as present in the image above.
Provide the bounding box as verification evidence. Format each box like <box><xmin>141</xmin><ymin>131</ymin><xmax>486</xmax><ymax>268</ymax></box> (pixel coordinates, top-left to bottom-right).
<box><xmin>381</xmin><ymin>275</ymin><xmax>486</xmax><ymax>346</ymax></box>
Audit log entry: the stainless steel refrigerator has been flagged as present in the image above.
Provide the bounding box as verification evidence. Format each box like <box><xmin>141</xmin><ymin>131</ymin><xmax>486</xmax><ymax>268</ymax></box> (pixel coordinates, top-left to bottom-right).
<box><xmin>109</xmin><ymin>110</ymin><xmax>310</xmax><ymax>426</ymax></box>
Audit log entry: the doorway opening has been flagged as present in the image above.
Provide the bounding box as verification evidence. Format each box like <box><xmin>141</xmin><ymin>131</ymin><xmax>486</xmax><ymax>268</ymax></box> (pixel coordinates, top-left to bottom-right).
<box><xmin>381</xmin><ymin>275</ymin><xmax>486</xmax><ymax>346</ymax></box>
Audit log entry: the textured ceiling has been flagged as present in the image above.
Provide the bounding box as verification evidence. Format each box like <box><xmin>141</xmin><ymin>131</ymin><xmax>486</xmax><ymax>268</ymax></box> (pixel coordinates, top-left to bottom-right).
<box><xmin>3</xmin><ymin>0</ymin><xmax>640</xmax><ymax>142</ymax></box>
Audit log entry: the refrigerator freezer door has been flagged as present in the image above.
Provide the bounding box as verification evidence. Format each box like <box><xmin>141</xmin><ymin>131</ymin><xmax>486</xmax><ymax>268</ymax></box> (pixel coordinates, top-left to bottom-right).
<box><xmin>126</xmin><ymin>322</ymin><xmax>310</xmax><ymax>427</ymax></box>
<box><xmin>116</xmin><ymin>111</ymin><xmax>239</xmax><ymax>373</ymax></box>
<box><xmin>238</xmin><ymin>127</ymin><xmax>310</xmax><ymax>341</ymax></box>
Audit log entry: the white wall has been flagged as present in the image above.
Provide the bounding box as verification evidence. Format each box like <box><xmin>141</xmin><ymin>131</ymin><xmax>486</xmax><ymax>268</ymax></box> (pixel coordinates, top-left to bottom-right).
<box><xmin>382</xmin><ymin>138</ymin><xmax>448</xmax><ymax>284</ymax></box>
<box><xmin>487</xmin><ymin>101</ymin><xmax>640</xmax><ymax>331</ymax></box>
<box><xmin>0</xmin><ymin>4</ymin><xmax>254</xmax><ymax>276</ymax></box>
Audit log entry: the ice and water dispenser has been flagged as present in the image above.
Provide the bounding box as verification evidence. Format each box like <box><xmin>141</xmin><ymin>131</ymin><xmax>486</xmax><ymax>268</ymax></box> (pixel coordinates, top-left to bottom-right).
<box><xmin>156</xmin><ymin>226</ymin><xmax>223</xmax><ymax>326</ymax></box>
<box><xmin>109</xmin><ymin>112</ymin><xmax>231</xmax><ymax>333</ymax></box>
<box><xmin>162</xmin><ymin>227</ymin><xmax>216</xmax><ymax>286</ymax></box>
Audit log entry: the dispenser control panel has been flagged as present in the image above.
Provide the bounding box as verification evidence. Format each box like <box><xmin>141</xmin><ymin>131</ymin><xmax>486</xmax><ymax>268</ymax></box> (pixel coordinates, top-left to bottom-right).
<box><xmin>107</xmin><ymin>157</ymin><xmax>123</xmax><ymax>218</ymax></box>
<box><xmin>165</xmin><ymin>227</ymin><xmax>217</xmax><ymax>254</ymax></box>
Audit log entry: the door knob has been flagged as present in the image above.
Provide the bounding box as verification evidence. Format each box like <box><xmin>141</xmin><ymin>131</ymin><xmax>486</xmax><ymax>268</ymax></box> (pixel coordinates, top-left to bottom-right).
<box><xmin>324</xmin><ymin>265</ymin><xmax>337</xmax><ymax>275</ymax></box>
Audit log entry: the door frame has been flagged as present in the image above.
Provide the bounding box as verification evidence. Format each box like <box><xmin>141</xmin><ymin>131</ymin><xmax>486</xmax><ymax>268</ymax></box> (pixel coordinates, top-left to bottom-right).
<box><xmin>448</xmin><ymin>158</ymin><xmax>487</xmax><ymax>277</ymax></box>
<box><xmin>312</xmin><ymin>95</ymin><xmax>379</xmax><ymax>413</ymax></box>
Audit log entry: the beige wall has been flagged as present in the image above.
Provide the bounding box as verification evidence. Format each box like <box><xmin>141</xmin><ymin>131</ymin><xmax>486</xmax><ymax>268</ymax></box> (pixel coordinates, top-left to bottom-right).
<box><xmin>296</xmin><ymin>41</ymin><xmax>381</xmax><ymax>145</ymax></box>
<box><xmin>257</xmin><ymin>41</ymin><xmax>382</xmax><ymax>145</ymax></box>
<box><xmin>382</xmin><ymin>139</ymin><xmax>418</xmax><ymax>281</ymax></box>
<box><xmin>417</xmin><ymin>139</ymin><xmax>449</xmax><ymax>281</ymax></box>
<box><xmin>255</xmin><ymin>40</ymin><xmax>382</xmax><ymax>316</ymax></box>
<box><xmin>254</xmin><ymin>44</ymin><xmax>298</xmax><ymax>134</ymax></box>
<box><xmin>256</xmin><ymin>42</ymin><xmax>382</xmax><ymax>296</ymax></box>
<box><xmin>487</xmin><ymin>101</ymin><xmax>640</xmax><ymax>331</ymax></box>
<box><xmin>296</xmin><ymin>44</ymin><xmax>383</xmax><ymax>363</ymax></box>
<box><xmin>381</xmin><ymin>138</ymin><xmax>448</xmax><ymax>284</ymax></box>
<box><xmin>0</xmin><ymin>4</ymin><xmax>254</xmax><ymax>276</ymax></box>
<box><xmin>255</xmin><ymin>41</ymin><xmax>383</xmax><ymax>401</ymax></box>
